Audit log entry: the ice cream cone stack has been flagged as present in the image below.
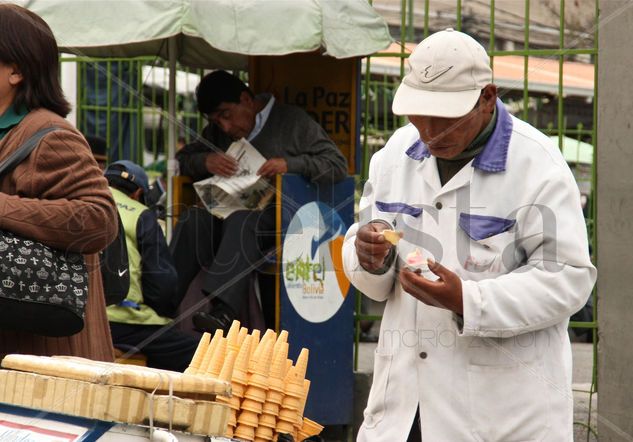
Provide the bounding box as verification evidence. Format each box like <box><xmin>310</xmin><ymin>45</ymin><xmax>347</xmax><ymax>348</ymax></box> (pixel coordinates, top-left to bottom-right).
<box><xmin>215</xmin><ymin>348</ymin><xmax>238</xmax><ymax>436</ymax></box>
<box><xmin>218</xmin><ymin>349</ymin><xmax>237</xmax><ymax>384</ymax></box>
<box><xmin>300</xmin><ymin>417</ymin><xmax>324</xmax><ymax>438</ymax></box>
<box><xmin>226</xmin><ymin>320</ymin><xmax>241</xmax><ymax>352</ymax></box>
<box><xmin>275</xmin><ymin>367</ymin><xmax>300</xmax><ymax>436</ymax></box>
<box><xmin>250</xmin><ymin>329</ymin><xmax>275</xmax><ymax>371</ymax></box>
<box><xmin>274</xmin><ymin>330</ymin><xmax>288</xmax><ymax>353</ymax></box>
<box><xmin>248</xmin><ymin>329</ymin><xmax>261</xmax><ymax>366</ymax></box>
<box><xmin>256</xmin><ymin>340</ymin><xmax>287</xmax><ymax>439</ymax></box>
<box><xmin>235</xmin><ymin>337</ymin><xmax>274</xmax><ymax>440</ymax></box>
<box><xmin>294</xmin><ymin>379</ymin><xmax>311</xmax><ymax>432</ymax></box>
<box><xmin>294</xmin><ymin>349</ymin><xmax>309</xmax><ymax>380</ymax></box>
<box><xmin>238</xmin><ymin>327</ymin><xmax>249</xmax><ymax>347</ymax></box>
<box><xmin>267</xmin><ymin>341</ymin><xmax>288</xmax><ymax>407</ymax></box>
<box><xmin>254</xmin><ymin>424</ymin><xmax>274</xmax><ymax>442</ymax></box>
<box><xmin>231</xmin><ymin>335</ymin><xmax>253</xmax><ymax>398</ymax></box>
<box><xmin>234</xmin><ymin>406</ymin><xmax>258</xmax><ymax>441</ymax></box>
<box><xmin>184</xmin><ymin>332</ymin><xmax>211</xmax><ymax>375</ymax></box>
<box><xmin>198</xmin><ymin>329</ymin><xmax>224</xmax><ymax>374</ymax></box>
<box><xmin>276</xmin><ymin>349</ymin><xmax>309</xmax><ymax>437</ymax></box>
<box><xmin>206</xmin><ymin>336</ymin><xmax>227</xmax><ymax>378</ymax></box>
<box><xmin>245</xmin><ymin>338</ymin><xmax>273</xmax><ymax>397</ymax></box>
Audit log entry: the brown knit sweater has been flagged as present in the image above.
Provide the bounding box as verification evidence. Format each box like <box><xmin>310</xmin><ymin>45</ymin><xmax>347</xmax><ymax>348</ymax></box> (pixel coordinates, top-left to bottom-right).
<box><xmin>0</xmin><ymin>108</ymin><xmax>118</xmax><ymax>361</ymax></box>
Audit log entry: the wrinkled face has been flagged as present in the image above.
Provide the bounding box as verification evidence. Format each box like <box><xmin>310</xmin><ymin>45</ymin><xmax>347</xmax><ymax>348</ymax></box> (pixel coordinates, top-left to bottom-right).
<box><xmin>208</xmin><ymin>91</ymin><xmax>257</xmax><ymax>140</ymax></box>
<box><xmin>408</xmin><ymin>85</ymin><xmax>497</xmax><ymax>160</ymax></box>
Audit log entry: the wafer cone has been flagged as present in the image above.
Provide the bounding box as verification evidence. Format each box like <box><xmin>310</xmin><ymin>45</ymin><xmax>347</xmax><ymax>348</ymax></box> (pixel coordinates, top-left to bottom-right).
<box><xmin>238</xmin><ymin>327</ymin><xmax>249</xmax><ymax>346</ymax></box>
<box><xmin>263</xmin><ymin>401</ymin><xmax>280</xmax><ymax>416</ymax></box>
<box><xmin>259</xmin><ymin>411</ymin><xmax>277</xmax><ymax>428</ymax></box>
<box><xmin>248</xmin><ymin>338</ymin><xmax>273</xmax><ymax>390</ymax></box>
<box><xmin>241</xmin><ymin>397</ymin><xmax>263</xmax><ymax>414</ymax></box>
<box><xmin>234</xmin><ymin>424</ymin><xmax>255</xmax><ymax>441</ymax></box>
<box><xmin>267</xmin><ymin>341</ymin><xmax>288</xmax><ymax>405</ymax></box>
<box><xmin>248</xmin><ymin>329</ymin><xmax>260</xmax><ymax>367</ymax></box>
<box><xmin>279</xmin><ymin>407</ymin><xmax>298</xmax><ymax>423</ymax></box>
<box><xmin>295</xmin><ymin>379</ymin><xmax>311</xmax><ymax>428</ymax></box>
<box><xmin>382</xmin><ymin>229</ymin><xmax>403</xmax><ymax>245</ymax></box>
<box><xmin>281</xmin><ymin>366</ymin><xmax>302</xmax><ymax>411</ymax></box>
<box><xmin>228</xmin><ymin>395</ymin><xmax>241</xmax><ymax>411</ymax></box>
<box><xmin>276</xmin><ymin>366</ymin><xmax>301</xmax><ymax>437</ymax></box>
<box><xmin>261</xmin><ymin>328</ymin><xmax>277</xmax><ymax>345</ymax></box>
<box><xmin>255</xmin><ymin>425</ymin><xmax>273</xmax><ymax>441</ymax></box>
<box><xmin>237</xmin><ymin>409</ymin><xmax>259</xmax><ymax>426</ymax></box>
<box><xmin>199</xmin><ymin>329</ymin><xmax>223</xmax><ymax>374</ymax></box>
<box><xmin>274</xmin><ymin>330</ymin><xmax>288</xmax><ymax>354</ymax></box>
<box><xmin>250</xmin><ymin>329</ymin><xmax>275</xmax><ymax>372</ymax></box>
<box><xmin>184</xmin><ymin>332</ymin><xmax>210</xmax><ymax>374</ymax></box>
<box><xmin>276</xmin><ymin>416</ymin><xmax>296</xmax><ymax>436</ymax></box>
<box><xmin>206</xmin><ymin>335</ymin><xmax>227</xmax><ymax>377</ymax></box>
<box><xmin>227</xmin><ymin>410</ymin><xmax>237</xmax><ymax>427</ymax></box>
<box><xmin>226</xmin><ymin>320</ymin><xmax>241</xmax><ymax>351</ymax></box>
<box><xmin>294</xmin><ymin>348</ymin><xmax>309</xmax><ymax>380</ymax></box>
<box><xmin>232</xmin><ymin>335</ymin><xmax>252</xmax><ymax>398</ymax></box>
<box><xmin>219</xmin><ymin>349</ymin><xmax>237</xmax><ymax>383</ymax></box>
<box><xmin>301</xmin><ymin>417</ymin><xmax>324</xmax><ymax>437</ymax></box>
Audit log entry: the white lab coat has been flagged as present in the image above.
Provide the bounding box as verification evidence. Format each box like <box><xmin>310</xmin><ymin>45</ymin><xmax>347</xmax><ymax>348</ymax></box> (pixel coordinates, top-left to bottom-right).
<box><xmin>344</xmin><ymin>101</ymin><xmax>596</xmax><ymax>442</ymax></box>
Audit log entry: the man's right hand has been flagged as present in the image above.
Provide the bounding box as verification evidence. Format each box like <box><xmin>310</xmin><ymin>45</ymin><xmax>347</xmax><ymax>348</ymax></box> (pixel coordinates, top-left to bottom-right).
<box><xmin>355</xmin><ymin>222</ymin><xmax>393</xmax><ymax>272</ymax></box>
<box><xmin>205</xmin><ymin>152</ymin><xmax>239</xmax><ymax>177</ymax></box>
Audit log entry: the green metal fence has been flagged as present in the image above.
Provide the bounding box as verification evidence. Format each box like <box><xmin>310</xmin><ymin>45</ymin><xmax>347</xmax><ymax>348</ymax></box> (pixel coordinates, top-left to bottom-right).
<box><xmin>356</xmin><ymin>0</ymin><xmax>598</xmax><ymax>439</ymax></box>
<box><xmin>66</xmin><ymin>56</ymin><xmax>205</xmax><ymax>168</ymax></box>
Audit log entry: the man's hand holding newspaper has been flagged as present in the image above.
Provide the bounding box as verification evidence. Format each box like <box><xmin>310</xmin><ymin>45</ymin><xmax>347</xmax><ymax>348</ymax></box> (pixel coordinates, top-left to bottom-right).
<box><xmin>194</xmin><ymin>139</ymin><xmax>276</xmax><ymax>219</ymax></box>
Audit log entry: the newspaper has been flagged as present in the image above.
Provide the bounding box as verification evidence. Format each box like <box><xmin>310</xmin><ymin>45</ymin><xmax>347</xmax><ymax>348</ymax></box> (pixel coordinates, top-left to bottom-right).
<box><xmin>193</xmin><ymin>138</ymin><xmax>275</xmax><ymax>219</ymax></box>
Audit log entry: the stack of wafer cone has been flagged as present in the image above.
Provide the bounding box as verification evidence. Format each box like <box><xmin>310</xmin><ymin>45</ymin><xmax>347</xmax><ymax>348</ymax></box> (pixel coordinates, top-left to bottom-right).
<box><xmin>224</xmin><ymin>334</ymin><xmax>253</xmax><ymax>437</ymax></box>
<box><xmin>215</xmin><ymin>349</ymin><xmax>238</xmax><ymax>435</ymax></box>
<box><xmin>275</xmin><ymin>348</ymin><xmax>309</xmax><ymax>439</ymax></box>
<box><xmin>197</xmin><ymin>329</ymin><xmax>224</xmax><ymax>375</ymax></box>
<box><xmin>185</xmin><ymin>324</ymin><xmax>323</xmax><ymax>442</ymax></box>
<box><xmin>254</xmin><ymin>334</ymin><xmax>289</xmax><ymax>442</ymax></box>
<box><xmin>295</xmin><ymin>379</ymin><xmax>312</xmax><ymax>440</ymax></box>
<box><xmin>235</xmin><ymin>334</ymin><xmax>274</xmax><ymax>441</ymax></box>
<box><xmin>299</xmin><ymin>417</ymin><xmax>324</xmax><ymax>439</ymax></box>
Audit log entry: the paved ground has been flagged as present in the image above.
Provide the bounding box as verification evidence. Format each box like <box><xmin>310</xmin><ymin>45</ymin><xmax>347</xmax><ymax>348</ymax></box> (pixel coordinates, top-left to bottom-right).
<box><xmin>321</xmin><ymin>341</ymin><xmax>598</xmax><ymax>441</ymax></box>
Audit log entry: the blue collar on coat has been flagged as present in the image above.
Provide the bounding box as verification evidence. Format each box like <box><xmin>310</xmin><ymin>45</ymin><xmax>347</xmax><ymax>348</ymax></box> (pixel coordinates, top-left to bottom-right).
<box><xmin>404</xmin><ymin>98</ymin><xmax>513</xmax><ymax>173</ymax></box>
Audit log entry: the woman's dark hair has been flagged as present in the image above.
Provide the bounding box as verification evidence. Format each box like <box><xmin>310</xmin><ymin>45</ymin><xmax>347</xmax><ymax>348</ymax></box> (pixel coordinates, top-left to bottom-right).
<box><xmin>196</xmin><ymin>70</ymin><xmax>253</xmax><ymax>115</ymax></box>
<box><xmin>0</xmin><ymin>4</ymin><xmax>71</xmax><ymax>117</ymax></box>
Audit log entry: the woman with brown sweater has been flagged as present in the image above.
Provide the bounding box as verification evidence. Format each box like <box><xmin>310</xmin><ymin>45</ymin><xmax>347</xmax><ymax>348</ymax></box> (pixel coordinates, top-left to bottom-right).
<box><xmin>0</xmin><ymin>4</ymin><xmax>118</xmax><ymax>361</ymax></box>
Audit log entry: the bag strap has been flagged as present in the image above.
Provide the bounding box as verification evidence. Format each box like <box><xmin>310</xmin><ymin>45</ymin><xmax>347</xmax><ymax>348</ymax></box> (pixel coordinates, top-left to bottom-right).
<box><xmin>0</xmin><ymin>126</ymin><xmax>60</xmax><ymax>178</ymax></box>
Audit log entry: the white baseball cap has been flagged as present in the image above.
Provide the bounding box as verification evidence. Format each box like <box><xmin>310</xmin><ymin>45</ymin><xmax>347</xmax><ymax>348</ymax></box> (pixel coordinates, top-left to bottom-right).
<box><xmin>392</xmin><ymin>28</ymin><xmax>492</xmax><ymax>118</ymax></box>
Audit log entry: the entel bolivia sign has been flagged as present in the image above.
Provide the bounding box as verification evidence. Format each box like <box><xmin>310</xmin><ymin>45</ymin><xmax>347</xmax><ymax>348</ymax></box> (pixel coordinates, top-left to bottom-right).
<box><xmin>282</xmin><ymin>202</ymin><xmax>350</xmax><ymax>323</ymax></box>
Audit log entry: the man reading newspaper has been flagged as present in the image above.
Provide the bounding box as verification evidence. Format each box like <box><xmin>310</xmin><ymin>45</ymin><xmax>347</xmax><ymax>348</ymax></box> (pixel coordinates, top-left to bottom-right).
<box><xmin>171</xmin><ymin>71</ymin><xmax>347</xmax><ymax>332</ymax></box>
<box><xmin>194</xmin><ymin>138</ymin><xmax>275</xmax><ymax>220</ymax></box>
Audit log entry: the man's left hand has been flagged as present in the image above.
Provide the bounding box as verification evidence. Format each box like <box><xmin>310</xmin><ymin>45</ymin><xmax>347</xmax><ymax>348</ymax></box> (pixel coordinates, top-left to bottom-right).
<box><xmin>257</xmin><ymin>158</ymin><xmax>288</xmax><ymax>177</ymax></box>
<box><xmin>399</xmin><ymin>260</ymin><xmax>464</xmax><ymax>315</ymax></box>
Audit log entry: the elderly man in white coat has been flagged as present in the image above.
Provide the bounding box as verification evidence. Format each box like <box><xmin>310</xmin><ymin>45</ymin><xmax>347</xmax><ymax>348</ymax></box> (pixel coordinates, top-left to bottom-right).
<box><xmin>343</xmin><ymin>28</ymin><xmax>596</xmax><ymax>442</ymax></box>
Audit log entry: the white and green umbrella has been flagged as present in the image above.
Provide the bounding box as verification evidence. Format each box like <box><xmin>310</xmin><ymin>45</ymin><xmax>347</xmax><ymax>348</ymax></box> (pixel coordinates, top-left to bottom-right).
<box><xmin>550</xmin><ymin>135</ymin><xmax>594</xmax><ymax>165</ymax></box>
<box><xmin>19</xmin><ymin>0</ymin><xmax>392</xmax><ymax>237</ymax></box>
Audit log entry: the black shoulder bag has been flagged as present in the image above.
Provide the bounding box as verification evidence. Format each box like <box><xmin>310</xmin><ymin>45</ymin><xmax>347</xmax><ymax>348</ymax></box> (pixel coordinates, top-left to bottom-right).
<box><xmin>0</xmin><ymin>126</ymin><xmax>87</xmax><ymax>336</ymax></box>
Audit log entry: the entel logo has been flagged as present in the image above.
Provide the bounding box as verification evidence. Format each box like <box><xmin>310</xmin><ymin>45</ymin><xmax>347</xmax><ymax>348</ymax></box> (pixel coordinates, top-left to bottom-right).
<box><xmin>282</xmin><ymin>202</ymin><xmax>350</xmax><ymax>323</ymax></box>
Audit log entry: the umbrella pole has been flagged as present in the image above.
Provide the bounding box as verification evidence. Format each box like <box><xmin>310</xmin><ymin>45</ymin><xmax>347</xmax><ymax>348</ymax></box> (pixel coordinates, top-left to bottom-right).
<box><xmin>166</xmin><ymin>36</ymin><xmax>177</xmax><ymax>242</ymax></box>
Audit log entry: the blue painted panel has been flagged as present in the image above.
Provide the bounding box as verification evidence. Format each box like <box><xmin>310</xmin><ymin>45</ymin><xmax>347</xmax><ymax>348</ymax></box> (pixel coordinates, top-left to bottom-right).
<box><xmin>279</xmin><ymin>175</ymin><xmax>355</xmax><ymax>425</ymax></box>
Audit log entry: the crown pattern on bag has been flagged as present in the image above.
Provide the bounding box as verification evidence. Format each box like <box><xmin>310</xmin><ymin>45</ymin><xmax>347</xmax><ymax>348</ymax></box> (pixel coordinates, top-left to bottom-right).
<box><xmin>0</xmin><ymin>230</ymin><xmax>88</xmax><ymax>312</ymax></box>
